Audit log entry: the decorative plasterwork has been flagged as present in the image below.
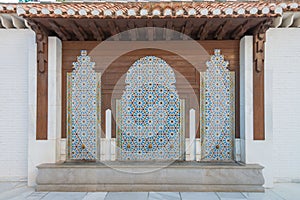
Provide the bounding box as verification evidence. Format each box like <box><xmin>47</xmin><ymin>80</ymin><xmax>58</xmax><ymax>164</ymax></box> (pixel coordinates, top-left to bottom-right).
<box><xmin>67</xmin><ymin>50</ymin><xmax>101</xmax><ymax>160</ymax></box>
<box><xmin>118</xmin><ymin>56</ymin><xmax>182</xmax><ymax>161</ymax></box>
<box><xmin>200</xmin><ymin>49</ymin><xmax>235</xmax><ymax>161</ymax></box>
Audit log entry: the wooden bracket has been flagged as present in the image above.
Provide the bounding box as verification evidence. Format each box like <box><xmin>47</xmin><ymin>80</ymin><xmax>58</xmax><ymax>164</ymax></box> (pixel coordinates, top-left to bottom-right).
<box><xmin>27</xmin><ymin>20</ymin><xmax>49</xmax><ymax>140</ymax></box>
<box><xmin>253</xmin><ymin>33</ymin><xmax>265</xmax><ymax>73</ymax></box>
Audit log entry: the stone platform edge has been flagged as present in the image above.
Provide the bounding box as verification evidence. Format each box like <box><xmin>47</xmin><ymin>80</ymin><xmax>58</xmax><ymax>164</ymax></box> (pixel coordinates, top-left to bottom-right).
<box><xmin>36</xmin><ymin>162</ymin><xmax>265</xmax><ymax>192</ymax></box>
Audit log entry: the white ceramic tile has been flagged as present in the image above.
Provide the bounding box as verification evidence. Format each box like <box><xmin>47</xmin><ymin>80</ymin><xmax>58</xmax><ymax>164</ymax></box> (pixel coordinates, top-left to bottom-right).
<box><xmin>181</xmin><ymin>192</ymin><xmax>219</xmax><ymax>200</ymax></box>
<box><xmin>82</xmin><ymin>192</ymin><xmax>107</xmax><ymax>200</ymax></box>
<box><xmin>41</xmin><ymin>192</ymin><xmax>87</xmax><ymax>200</ymax></box>
<box><xmin>216</xmin><ymin>192</ymin><xmax>246</xmax><ymax>200</ymax></box>
<box><xmin>105</xmin><ymin>192</ymin><xmax>148</xmax><ymax>200</ymax></box>
<box><xmin>148</xmin><ymin>192</ymin><xmax>180</xmax><ymax>200</ymax></box>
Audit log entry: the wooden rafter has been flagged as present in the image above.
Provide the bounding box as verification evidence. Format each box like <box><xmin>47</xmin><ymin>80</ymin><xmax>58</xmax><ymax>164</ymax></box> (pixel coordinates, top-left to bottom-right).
<box><xmin>231</xmin><ymin>20</ymin><xmax>250</xmax><ymax>40</ymax></box>
<box><xmin>70</xmin><ymin>20</ymin><xmax>85</xmax><ymax>41</ymax></box>
<box><xmin>199</xmin><ymin>21</ymin><xmax>210</xmax><ymax>40</ymax></box>
<box><xmin>182</xmin><ymin>20</ymin><xmax>193</xmax><ymax>40</ymax></box>
<box><xmin>196</xmin><ymin>21</ymin><xmax>206</xmax><ymax>40</ymax></box>
<box><xmin>127</xmin><ymin>20</ymin><xmax>137</xmax><ymax>41</ymax></box>
<box><xmin>146</xmin><ymin>20</ymin><xmax>154</xmax><ymax>41</ymax></box>
<box><xmin>88</xmin><ymin>20</ymin><xmax>103</xmax><ymax>41</ymax></box>
<box><xmin>108</xmin><ymin>20</ymin><xmax>120</xmax><ymax>40</ymax></box>
<box><xmin>215</xmin><ymin>20</ymin><xmax>230</xmax><ymax>40</ymax></box>
<box><xmin>165</xmin><ymin>20</ymin><xmax>173</xmax><ymax>41</ymax></box>
<box><xmin>48</xmin><ymin>20</ymin><xmax>67</xmax><ymax>41</ymax></box>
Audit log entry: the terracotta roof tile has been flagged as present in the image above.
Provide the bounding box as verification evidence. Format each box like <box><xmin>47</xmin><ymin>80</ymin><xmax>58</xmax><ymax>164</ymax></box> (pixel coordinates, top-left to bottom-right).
<box><xmin>0</xmin><ymin>1</ymin><xmax>299</xmax><ymax>19</ymax></box>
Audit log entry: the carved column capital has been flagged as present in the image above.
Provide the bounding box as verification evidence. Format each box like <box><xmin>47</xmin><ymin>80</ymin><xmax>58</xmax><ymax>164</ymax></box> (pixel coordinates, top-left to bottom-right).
<box><xmin>27</xmin><ymin>20</ymin><xmax>48</xmax><ymax>73</ymax></box>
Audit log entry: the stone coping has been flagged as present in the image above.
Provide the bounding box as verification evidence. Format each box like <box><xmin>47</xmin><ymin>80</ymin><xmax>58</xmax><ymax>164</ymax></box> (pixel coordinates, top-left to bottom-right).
<box><xmin>37</xmin><ymin>161</ymin><xmax>264</xmax><ymax>169</ymax></box>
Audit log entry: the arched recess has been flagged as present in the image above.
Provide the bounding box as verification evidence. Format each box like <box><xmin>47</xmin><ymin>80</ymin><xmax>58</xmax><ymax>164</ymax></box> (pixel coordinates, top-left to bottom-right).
<box><xmin>101</xmin><ymin>49</ymin><xmax>201</xmax><ymax>139</ymax></box>
<box><xmin>118</xmin><ymin>56</ymin><xmax>182</xmax><ymax>160</ymax></box>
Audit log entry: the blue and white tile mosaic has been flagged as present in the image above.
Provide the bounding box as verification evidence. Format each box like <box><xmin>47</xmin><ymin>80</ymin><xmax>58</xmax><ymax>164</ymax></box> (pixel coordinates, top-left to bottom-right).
<box><xmin>200</xmin><ymin>49</ymin><xmax>235</xmax><ymax>161</ymax></box>
<box><xmin>67</xmin><ymin>50</ymin><xmax>101</xmax><ymax>160</ymax></box>
<box><xmin>118</xmin><ymin>56</ymin><xmax>181</xmax><ymax>160</ymax></box>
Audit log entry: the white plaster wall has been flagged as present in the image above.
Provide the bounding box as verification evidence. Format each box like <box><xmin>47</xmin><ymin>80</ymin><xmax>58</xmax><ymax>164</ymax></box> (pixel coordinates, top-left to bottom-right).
<box><xmin>240</xmin><ymin>36</ymin><xmax>274</xmax><ymax>188</ymax></box>
<box><xmin>266</xmin><ymin>28</ymin><xmax>300</xmax><ymax>183</ymax></box>
<box><xmin>0</xmin><ymin>29</ymin><xmax>35</xmax><ymax>181</ymax></box>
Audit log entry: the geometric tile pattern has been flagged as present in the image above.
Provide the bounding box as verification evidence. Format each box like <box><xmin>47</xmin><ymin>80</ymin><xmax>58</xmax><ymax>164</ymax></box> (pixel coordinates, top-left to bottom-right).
<box><xmin>118</xmin><ymin>56</ymin><xmax>181</xmax><ymax>160</ymax></box>
<box><xmin>200</xmin><ymin>49</ymin><xmax>235</xmax><ymax>161</ymax></box>
<box><xmin>66</xmin><ymin>50</ymin><xmax>101</xmax><ymax>160</ymax></box>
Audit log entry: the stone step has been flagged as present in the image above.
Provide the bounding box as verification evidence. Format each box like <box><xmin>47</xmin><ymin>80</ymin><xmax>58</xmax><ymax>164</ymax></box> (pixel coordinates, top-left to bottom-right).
<box><xmin>36</xmin><ymin>161</ymin><xmax>264</xmax><ymax>192</ymax></box>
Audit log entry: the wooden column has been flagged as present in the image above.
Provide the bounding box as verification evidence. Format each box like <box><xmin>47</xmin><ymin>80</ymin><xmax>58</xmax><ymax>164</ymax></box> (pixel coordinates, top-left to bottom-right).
<box><xmin>253</xmin><ymin>33</ymin><xmax>265</xmax><ymax>140</ymax></box>
<box><xmin>252</xmin><ymin>20</ymin><xmax>271</xmax><ymax>140</ymax></box>
<box><xmin>28</xmin><ymin>21</ymin><xmax>49</xmax><ymax>140</ymax></box>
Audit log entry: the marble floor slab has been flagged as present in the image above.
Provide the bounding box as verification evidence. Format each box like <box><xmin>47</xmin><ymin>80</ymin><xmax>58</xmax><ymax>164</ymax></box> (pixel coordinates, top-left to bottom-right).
<box><xmin>181</xmin><ymin>192</ymin><xmax>219</xmax><ymax>200</ymax></box>
<box><xmin>41</xmin><ymin>192</ymin><xmax>87</xmax><ymax>200</ymax></box>
<box><xmin>82</xmin><ymin>192</ymin><xmax>107</xmax><ymax>200</ymax></box>
<box><xmin>0</xmin><ymin>182</ymin><xmax>299</xmax><ymax>200</ymax></box>
<box><xmin>148</xmin><ymin>192</ymin><xmax>181</xmax><ymax>200</ymax></box>
<box><xmin>216</xmin><ymin>192</ymin><xmax>247</xmax><ymax>200</ymax></box>
<box><xmin>105</xmin><ymin>192</ymin><xmax>148</xmax><ymax>200</ymax></box>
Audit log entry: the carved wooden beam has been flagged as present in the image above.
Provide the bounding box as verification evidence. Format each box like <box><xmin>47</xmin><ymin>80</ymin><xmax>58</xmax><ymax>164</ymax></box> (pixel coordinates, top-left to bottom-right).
<box><xmin>253</xmin><ymin>32</ymin><xmax>265</xmax><ymax>73</ymax></box>
<box><xmin>252</xmin><ymin>19</ymin><xmax>272</xmax><ymax>140</ymax></box>
<box><xmin>27</xmin><ymin>20</ymin><xmax>48</xmax><ymax>140</ymax></box>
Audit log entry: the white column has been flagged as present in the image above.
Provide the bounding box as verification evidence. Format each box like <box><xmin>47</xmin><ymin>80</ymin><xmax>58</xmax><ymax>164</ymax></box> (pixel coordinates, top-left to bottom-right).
<box><xmin>239</xmin><ymin>36</ymin><xmax>254</xmax><ymax>163</ymax></box>
<box><xmin>240</xmin><ymin>35</ymin><xmax>274</xmax><ymax>187</ymax></box>
<box><xmin>106</xmin><ymin>109</ymin><xmax>112</xmax><ymax>139</ymax></box>
<box><xmin>189</xmin><ymin>109</ymin><xmax>196</xmax><ymax>161</ymax></box>
<box><xmin>48</xmin><ymin>37</ymin><xmax>63</xmax><ymax>162</ymax></box>
<box><xmin>28</xmin><ymin>36</ymin><xmax>62</xmax><ymax>186</ymax></box>
<box><xmin>105</xmin><ymin>109</ymin><xmax>112</xmax><ymax>160</ymax></box>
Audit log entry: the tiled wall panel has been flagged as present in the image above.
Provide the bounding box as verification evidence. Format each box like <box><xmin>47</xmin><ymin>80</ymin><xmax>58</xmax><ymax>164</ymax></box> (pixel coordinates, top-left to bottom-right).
<box><xmin>118</xmin><ymin>56</ymin><xmax>182</xmax><ymax>160</ymax></box>
<box><xmin>200</xmin><ymin>49</ymin><xmax>235</xmax><ymax>161</ymax></box>
<box><xmin>67</xmin><ymin>50</ymin><xmax>101</xmax><ymax>160</ymax></box>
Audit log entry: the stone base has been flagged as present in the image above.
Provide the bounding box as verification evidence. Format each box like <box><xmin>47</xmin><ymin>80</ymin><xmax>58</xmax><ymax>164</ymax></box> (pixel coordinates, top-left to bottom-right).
<box><xmin>36</xmin><ymin>161</ymin><xmax>264</xmax><ymax>192</ymax></box>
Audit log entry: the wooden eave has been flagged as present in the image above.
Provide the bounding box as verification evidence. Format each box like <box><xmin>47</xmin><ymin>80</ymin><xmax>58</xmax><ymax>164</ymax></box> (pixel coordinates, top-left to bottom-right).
<box><xmin>25</xmin><ymin>16</ymin><xmax>274</xmax><ymax>41</ymax></box>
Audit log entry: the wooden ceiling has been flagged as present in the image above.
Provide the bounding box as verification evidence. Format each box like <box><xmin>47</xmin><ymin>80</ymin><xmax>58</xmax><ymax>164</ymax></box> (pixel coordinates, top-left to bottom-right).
<box><xmin>27</xmin><ymin>17</ymin><xmax>273</xmax><ymax>41</ymax></box>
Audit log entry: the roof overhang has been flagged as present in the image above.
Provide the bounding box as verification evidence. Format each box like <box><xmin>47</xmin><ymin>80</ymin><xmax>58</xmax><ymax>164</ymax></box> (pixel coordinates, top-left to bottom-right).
<box><xmin>0</xmin><ymin>1</ymin><xmax>292</xmax><ymax>40</ymax></box>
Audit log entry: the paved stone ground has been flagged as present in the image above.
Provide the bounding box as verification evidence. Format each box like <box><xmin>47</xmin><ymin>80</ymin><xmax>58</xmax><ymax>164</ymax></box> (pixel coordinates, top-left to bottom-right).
<box><xmin>0</xmin><ymin>182</ymin><xmax>299</xmax><ymax>200</ymax></box>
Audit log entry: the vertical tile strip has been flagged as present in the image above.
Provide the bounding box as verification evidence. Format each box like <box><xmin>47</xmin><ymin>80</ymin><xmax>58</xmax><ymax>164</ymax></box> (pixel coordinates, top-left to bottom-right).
<box><xmin>200</xmin><ymin>49</ymin><xmax>235</xmax><ymax>161</ymax></box>
<box><xmin>66</xmin><ymin>50</ymin><xmax>100</xmax><ymax>160</ymax></box>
